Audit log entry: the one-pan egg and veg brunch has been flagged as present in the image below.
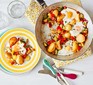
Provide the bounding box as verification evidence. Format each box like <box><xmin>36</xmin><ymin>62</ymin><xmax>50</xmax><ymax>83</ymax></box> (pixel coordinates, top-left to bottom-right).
<box><xmin>42</xmin><ymin>6</ymin><xmax>88</xmax><ymax>55</ymax></box>
<box><xmin>5</xmin><ymin>37</ymin><xmax>35</xmax><ymax>65</ymax></box>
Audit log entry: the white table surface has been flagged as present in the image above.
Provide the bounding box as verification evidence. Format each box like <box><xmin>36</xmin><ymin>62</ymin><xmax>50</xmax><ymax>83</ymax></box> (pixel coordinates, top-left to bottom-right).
<box><xmin>0</xmin><ymin>0</ymin><xmax>93</xmax><ymax>85</ymax></box>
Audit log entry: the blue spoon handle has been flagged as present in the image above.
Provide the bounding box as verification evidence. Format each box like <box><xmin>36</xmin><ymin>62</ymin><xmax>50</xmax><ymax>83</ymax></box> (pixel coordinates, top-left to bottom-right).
<box><xmin>43</xmin><ymin>59</ymin><xmax>56</xmax><ymax>75</ymax></box>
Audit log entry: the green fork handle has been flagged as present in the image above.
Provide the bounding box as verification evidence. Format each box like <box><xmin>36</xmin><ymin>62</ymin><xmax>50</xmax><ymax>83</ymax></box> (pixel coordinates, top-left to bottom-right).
<box><xmin>43</xmin><ymin>59</ymin><xmax>57</xmax><ymax>75</ymax></box>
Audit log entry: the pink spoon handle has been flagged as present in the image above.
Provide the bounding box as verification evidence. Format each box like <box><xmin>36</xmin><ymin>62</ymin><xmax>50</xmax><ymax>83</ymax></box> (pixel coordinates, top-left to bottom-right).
<box><xmin>62</xmin><ymin>73</ymin><xmax>77</xmax><ymax>79</ymax></box>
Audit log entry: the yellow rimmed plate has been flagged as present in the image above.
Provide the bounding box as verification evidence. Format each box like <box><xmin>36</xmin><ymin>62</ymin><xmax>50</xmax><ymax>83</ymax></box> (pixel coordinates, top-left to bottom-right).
<box><xmin>0</xmin><ymin>28</ymin><xmax>41</xmax><ymax>74</ymax></box>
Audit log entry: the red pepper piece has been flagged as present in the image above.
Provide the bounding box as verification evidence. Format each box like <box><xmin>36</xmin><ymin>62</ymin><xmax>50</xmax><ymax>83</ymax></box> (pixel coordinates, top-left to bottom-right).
<box><xmin>11</xmin><ymin>61</ymin><xmax>15</xmax><ymax>65</ymax></box>
<box><xmin>78</xmin><ymin>46</ymin><xmax>82</xmax><ymax>51</ymax></box>
<box><xmin>77</xmin><ymin>11</ymin><xmax>80</xmax><ymax>14</ymax></box>
<box><xmin>26</xmin><ymin>47</ymin><xmax>30</xmax><ymax>51</ymax></box>
<box><xmin>70</xmin><ymin>36</ymin><xmax>76</xmax><ymax>41</ymax></box>
<box><xmin>13</xmin><ymin>52</ymin><xmax>19</xmax><ymax>55</ymax></box>
<box><xmin>51</xmin><ymin>17</ymin><xmax>56</xmax><ymax>21</ymax></box>
<box><xmin>10</xmin><ymin>45</ymin><xmax>12</xmax><ymax>48</ymax></box>
<box><xmin>48</xmin><ymin>11</ymin><xmax>55</xmax><ymax>20</ymax></box>
<box><xmin>61</xmin><ymin>30</ymin><xmax>66</xmax><ymax>35</ymax></box>
<box><xmin>58</xmin><ymin>34</ymin><xmax>62</xmax><ymax>40</ymax></box>
<box><xmin>17</xmin><ymin>38</ymin><xmax>20</xmax><ymax>41</ymax></box>
<box><xmin>51</xmin><ymin>13</ymin><xmax>55</xmax><ymax>17</ymax></box>
<box><xmin>58</xmin><ymin>34</ymin><xmax>67</xmax><ymax>44</ymax></box>
<box><xmin>57</xmin><ymin>26</ymin><xmax>62</xmax><ymax>31</ymax></box>
<box><xmin>42</xmin><ymin>20</ymin><xmax>45</xmax><ymax>24</ymax></box>
<box><xmin>48</xmin><ymin>22</ymin><xmax>52</xmax><ymax>28</ymax></box>
<box><xmin>50</xmin><ymin>12</ymin><xmax>56</xmax><ymax>21</ymax></box>
<box><xmin>24</xmin><ymin>43</ymin><xmax>26</xmax><ymax>47</ymax></box>
<box><xmin>47</xmin><ymin>40</ymin><xmax>55</xmax><ymax>45</ymax></box>
<box><xmin>59</xmin><ymin>12</ymin><xmax>62</xmax><ymax>16</ymax></box>
<box><xmin>60</xmin><ymin>38</ymin><xmax>67</xmax><ymax>44</ymax></box>
<box><xmin>80</xmin><ymin>18</ymin><xmax>88</xmax><ymax>22</ymax></box>
<box><xmin>60</xmin><ymin>21</ymin><xmax>64</xmax><ymax>25</ymax></box>
<box><xmin>63</xmin><ymin>6</ymin><xmax>67</xmax><ymax>9</ymax></box>
<box><xmin>22</xmin><ymin>54</ymin><xmax>27</xmax><ymax>59</ymax></box>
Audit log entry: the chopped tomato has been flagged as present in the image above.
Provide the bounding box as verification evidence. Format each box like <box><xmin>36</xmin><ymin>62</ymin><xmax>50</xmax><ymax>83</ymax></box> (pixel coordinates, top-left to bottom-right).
<box><xmin>80</xmin><ymin>18</ymin><xmax>88</xmax><ymax>22</ymax></box>
<box><xmin>78</xmin><ymin>46</ymin><xmax>82</xmax><ymax>51</ymax></box>
<box><xmin>51</xmin><ymin>13</ymin><xmax>55</xmax><ymax>17</ymax></box>
<box><xmin>24</xmin><ymin>43</ymin><xmax>26</xmax><ymax>47</ymax></box>
<box><xmin>61</xmin><ymin>30</ymin><xmax>66</xmax><ymax>34</ymax></box>
<box><xmin>58</xmin><ymin>34</ymin><xmax>66</xmax><ymax>44</ymax></box>
<box><xmin>60</xmin><ymin>21</ymin><xmax>64</xmax><ymax>25</ymax></box>
<box><xmin>63</xmin><ymin>6</ymin><xmax>67</xmax><ymax>9</ymax></box>
<box><xmin>77</xmin><ymin>11</ymin><xmax>80</xmax><ymax>14</ymax></box>
<box><xmin>26</xmin><ymin>47</ymin><xmax>31</xmax><ymax>54</ymax></box>
<box><xmin>49</xmin><ymin>11</ymin><xmax>57</xmax><ymax>21</ymax></box>
<box><xmin>60</xmin><ymin>38</ymin><xmax>67</xmax><ymax>44</ymax></box>
<box><xmin>82</xmin><ymin>33</ymin><xmax>87</xmax><ymax>37</ymax></box>
<box><xmin>17</xmin><ymin>38</ymin><xmax>20</xmax><ymax>41</ymax></box>
<box><xmin>70</xmin><ymin>36</ymin><xmax>76</xmax><ymax>41</ymax></box>
<box><xmin>51</xmin><ymin>17</ymin><xmax>56</xmax><ymax>21</ymax></box>
<box><xmin>60</xmin><ymin>31</ymin><xmax>64</xmax><ymax>35</ymax></box>
<box><xmin>42</xmin><ymin>20</ymin><xmax>45</xmax><ymax>24</ymax></box>
<box><xmin>22</xmin><ymin>54</ymin><xmax>27</xmax><ymax>59</ymax></box>
<box><xmin>10</xmin><ymin>45</ymin><xmax>12</xmax><ymax>48</ymax></box>
<box><xmin>48</xmin><ymin>22</ymin><xmax>52</xmax><ymax>28</ymax></box>
<box><xmin>58</xmin><ymin>34</ymin><xmax>62</xmax><ymax>40</ymax></box>
<box><xmin>26</xmin><ymin>47</ymin><xmax>30</xmax><ymax>51</ymax></box>
<box><xmin>59</xmin><ymin>12</ymin><xmax>62</xmax><ymax>16</ymax></box>
<box><xmin>49</xmin><ymin>12</ymin><xmax>55</xmax><ymax>20</ymax></box>
<box><xmin>13</xmin><ymin>52</ymin><xmax>19</xmax><ymax>55</ymax></box>
<box><xmin>47</xmin><ymin>40</ymin><xmax>55</xmax><ymax>45</ymax></box>
<box><xmin>57</xmin><ymin>26</ymin><xmax>62</xmax><ymax>31</ymax></box>
<box><xmin>10</xmin><ymin>61</ymin><xmax>15</xmax><ymax>65</ymax></box>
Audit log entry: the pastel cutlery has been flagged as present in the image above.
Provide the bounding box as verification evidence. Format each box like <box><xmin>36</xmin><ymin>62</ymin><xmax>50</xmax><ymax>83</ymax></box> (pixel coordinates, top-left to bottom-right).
<box><xmin>43</xmin><ymin>59</ymin><xmax>70</xmax><ymax>85</ymax></box>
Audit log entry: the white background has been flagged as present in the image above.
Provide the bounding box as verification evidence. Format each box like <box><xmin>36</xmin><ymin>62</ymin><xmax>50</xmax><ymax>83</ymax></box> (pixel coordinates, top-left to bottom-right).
<box><xmin>0</xmin><ymin>0</ymin><xmax>93</xmax><ymax>85</ymax></box>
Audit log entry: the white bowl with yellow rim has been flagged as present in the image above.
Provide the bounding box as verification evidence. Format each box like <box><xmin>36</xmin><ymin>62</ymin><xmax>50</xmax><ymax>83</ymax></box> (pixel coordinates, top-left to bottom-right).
<box><xmin>0</xmin><ymin>28</ymin><xmax>41</xmax><ymax>74</ymax></box>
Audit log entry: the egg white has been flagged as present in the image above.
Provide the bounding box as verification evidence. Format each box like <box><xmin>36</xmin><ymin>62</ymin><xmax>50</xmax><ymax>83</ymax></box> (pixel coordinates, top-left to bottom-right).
<box><xmin>58</xmin><ymin>40</ymin><xmax>73</xmax><ymax>55</ymax></box>
<box><xmin>18</xmin><ymin>41</ymin><xmax>26</xmax><ymax>55</ymax></box>
<box><xmin>12</xmin><ymin>41</ymin><xmax>26</xmax><ymax>55</ymax></box>
<box><xmin>70</xmin><ymin>22</ymin><xmax>84</xmax><ymax>36</ymax></box>
<box><xmin>61</xmin><ymin>8</ymin><xmax>77</xmax><ymax>25</ymax></box>
<box><xmin>42</xmin><ymin>22</ymin><xmax>59</xmax><ymax>41</ymax></box>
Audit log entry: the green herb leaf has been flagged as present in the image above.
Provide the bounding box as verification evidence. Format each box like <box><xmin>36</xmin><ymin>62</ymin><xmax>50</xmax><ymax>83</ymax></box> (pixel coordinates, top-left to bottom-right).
<box><xmin>43</xmin><ymin>14</ymin><xmax>48</xmax><ymax>20</ymax></box>
<box><xmin>65</xmin><ymin>21</ymin><xmax>67</xmax><ymax>23</ymax></box>
<box><xmin>57</xmin><ymin>7</ymin><xmax>64</xmax><ymax>12</ymax></box>
<box><xmin>47</xmin><ymin>18</ymin><xmax>51</xmax><ymax>22</ymax></box>
<box><xmin>20</xmin><ymin>39</ymin><xmax>26</xmax><ymax>43</ymax></box>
